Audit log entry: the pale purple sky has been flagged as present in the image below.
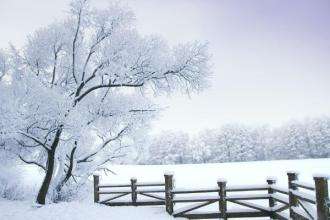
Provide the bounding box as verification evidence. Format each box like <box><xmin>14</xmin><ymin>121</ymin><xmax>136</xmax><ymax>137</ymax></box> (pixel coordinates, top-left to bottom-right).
<box><xmin>1</xmin><ymin>0</ymin><xmax>329</xmax><ymax>134</ymax></box>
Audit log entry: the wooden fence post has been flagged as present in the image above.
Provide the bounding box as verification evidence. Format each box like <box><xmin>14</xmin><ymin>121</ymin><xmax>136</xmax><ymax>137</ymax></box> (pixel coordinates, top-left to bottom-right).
<box><xmin>93</xmin><ymin>175</ymin><xmax>100</xmax><ymax>203</ymax></box>
<box><xmin>266</xmin><ymin>178</ymin><xmax>276</xmax><ymax>219</ymax></box>
<box><xmin>217</xmin><ymin>179</ymin><xmax>227</xmax><ymax>220</ymax></box>
<box><xmin>314</xmin><ymin>175</ymin><xmax>329</xmax><ymax>220</ymax></box>
<box><xmin>287</xmin><ymin>172</ymin><xmax>298</xmax><ymax>218</ymax></box>
<box><xmin>164</xmin><ymin>172</ymin><xmax>174</xmax><ymax>215</ymax></box>
<box><xmin>131</xmin><ymin>177</ymin><xmax>137</xmax><ymax>205</ymax></box>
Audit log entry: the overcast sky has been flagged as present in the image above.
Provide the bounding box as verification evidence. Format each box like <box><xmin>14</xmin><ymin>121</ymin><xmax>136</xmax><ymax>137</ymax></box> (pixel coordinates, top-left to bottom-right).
<box><xmin>1</xmin><ymin>0</ymin><xmax>329</xmax><ymax>134</ymax></box>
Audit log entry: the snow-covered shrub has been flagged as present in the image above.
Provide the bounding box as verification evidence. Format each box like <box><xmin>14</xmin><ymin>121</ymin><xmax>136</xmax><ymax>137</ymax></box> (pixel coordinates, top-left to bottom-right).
<box><xmin>0</xmin><ymin>166</ymin><xmax>36</xmax><ymax>201</ymax></box>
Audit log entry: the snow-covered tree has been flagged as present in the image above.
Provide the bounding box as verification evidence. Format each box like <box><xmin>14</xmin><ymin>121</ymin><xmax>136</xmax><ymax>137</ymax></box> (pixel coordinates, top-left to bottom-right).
<box><xmin>305</xmin><ymin>117</ymin><xmax>330</xmax><ymax>158</ymax></box>
<box><xmin>140</xmin><ymin>120</ymin><xmax>329</xmax><ymax>164</ymax></box>
<box><xmin>190</xmin><ymin>129</ymin><xmax>224</xmax><ymax>163</ymax></box>
<box><xmin>0</xmin><ymin>49</ymin><xmax>7</xmax><ymax>81</ymax></box>
<box><xmin>270</xmin><ymin>120</ymin><xmax>310</xmax><ymax>159</ymax></box>
<box><xmin>146</xmin><ymin>131</ymin><xmax>191</xmax><ymax>164</ymax></box>
<box><xmin>0</xmin><ymin>0</ymin><xmax>210</xmax><ymax>204</ymax></box>
<box><xmin>216</xmin><ymin>124</ymin><xmax>257</xmax><ymax>162</ymax></box>
<box><xmin>269</xmin><ymin>117</ymin><xmax>330</xmax><ymax>159</ymax></box>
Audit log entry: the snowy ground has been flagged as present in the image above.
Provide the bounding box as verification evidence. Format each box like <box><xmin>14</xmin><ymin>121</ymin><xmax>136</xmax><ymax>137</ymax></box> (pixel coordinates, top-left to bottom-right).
<box><xmin>0</xmin><ymin>200</ymin><xmax>179</xmax><ymax>220</ymax></box>
<box><xmin>103</xmin><ymin>158</ymin><xmax>330</xmax><ymax>187</ymax></box>
<box><xmin>0</xmin><ymin>158</ymin><xmax>329</xmax><ymax>220</ymax></box>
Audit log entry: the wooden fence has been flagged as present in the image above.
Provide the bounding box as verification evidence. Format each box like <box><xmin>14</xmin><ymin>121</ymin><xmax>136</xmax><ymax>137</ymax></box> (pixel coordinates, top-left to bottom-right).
<box><xmin>93</xmin><ymin>172</ymin><xmax>330</xmax><ymax>219</ymax></box>
<box><xmin>94</xmin><ymin>175</ymin><xmax>165</xmax><ymax>206</ymax></box>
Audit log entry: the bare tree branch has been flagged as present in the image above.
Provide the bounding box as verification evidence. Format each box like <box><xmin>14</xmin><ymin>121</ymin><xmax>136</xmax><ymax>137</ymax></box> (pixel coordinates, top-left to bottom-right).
<box><xmin>77</xmin><ymin>126</ymin><xmax>128</xmax><ymax>163</ymax></box>
<box><xmin>73</xmin><ymin>63</ymin><xmax>105</xmax><ymax>99</ymax></box>
<box><xmin>74</xmin><ymin>82</ymin><xmax>144</xmax><ymax>105</ymax></box>
<box><xmin>96</xmin><ymin>167</ymin><xmax>117</xmax><ymax>176</ymax></box>
<box><xmin>19</xmin><ymin>131</ymin><xmax>50</xmax><ymax>151</ymax></box>
<box><xmin>56</xmin><ymin>141</ymin><xmax>77</xmax><ymax>192</ymax></box>
<box><xmin>51</xmin><ymin>44</ymin><xmax>62</xmax><ymax>86</ymax></box>
<box><xmin>16</xmin><ymin>139</ymin><xmax>39</xmax><ymax>148</ymax></box>
<box><xmin>71</xmin><ymin>7</ymin><xmax>83</xmax><ymax>84</ymax></box>
<box><xmin>129</xmin><ymin>109</ymin><xmax>156</xmax><ymax>113</ymax></box>
<box><xmin>18</xmin><ymin>154</ymin><xmax>46</xmax><ymax>171</ymax></box>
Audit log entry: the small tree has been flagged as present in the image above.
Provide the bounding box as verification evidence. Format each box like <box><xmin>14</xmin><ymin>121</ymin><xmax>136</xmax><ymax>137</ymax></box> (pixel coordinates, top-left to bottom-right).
<box><xmin>0</xmin><ymin>0</ymin><xmax>210</xmax><ymax>204</ymax></box>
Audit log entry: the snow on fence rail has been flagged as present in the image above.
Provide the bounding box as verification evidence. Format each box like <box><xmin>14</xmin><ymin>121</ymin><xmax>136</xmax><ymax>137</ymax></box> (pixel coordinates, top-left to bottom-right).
<box><xmin>93</xmin><ymin>172</ymin><xmax>330</xmax><ymax>219</ymax></box>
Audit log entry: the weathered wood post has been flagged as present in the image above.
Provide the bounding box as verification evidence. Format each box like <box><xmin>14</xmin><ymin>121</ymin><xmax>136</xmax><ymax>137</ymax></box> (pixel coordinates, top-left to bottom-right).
<box><xmin>217</xmin><ymin>179</ymin><xmax>227</xmax><ymax>220</ymax></box>
<box><xmin>164</xmin><ymin>172</ymin><xmax>174</xmax><ymax>215</ymax></box>
<box><xmin>131</xmin><ymin>177</ymin><xmax>137</xmax><ymax>205</ymax></box>
<box><xmin>93</xmin><ymin>175</ymin><xmax>100</xmax><ymax>203</ymax></box>
<box><xmin>266</xmin><ymin>178</ymin><xmax>276</xmax><ymax>219</ymax></box>
<box><xmin>287</xmin><ymin>172</ymin><xmax>298</xmax><ymax>218</ymax></box>
<box><xmin>314</xmin><ymin>175</ymin><xmax>329</xmax><ymax>220</ymax></box>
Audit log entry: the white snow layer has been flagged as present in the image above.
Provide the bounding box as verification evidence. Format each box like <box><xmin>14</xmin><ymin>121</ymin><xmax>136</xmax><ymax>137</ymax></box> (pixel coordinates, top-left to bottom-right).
<box><xmin>0</xmin><ymin>200</ymin><xmax>181</xmax><ymax>220</ymax></box>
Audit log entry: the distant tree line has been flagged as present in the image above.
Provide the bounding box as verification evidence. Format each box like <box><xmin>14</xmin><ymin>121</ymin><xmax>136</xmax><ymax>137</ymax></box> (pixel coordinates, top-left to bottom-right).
<box><xmin>138</xmin><ymin>116</ymin><xmax>330</xmax><ymax>164</ymax></box>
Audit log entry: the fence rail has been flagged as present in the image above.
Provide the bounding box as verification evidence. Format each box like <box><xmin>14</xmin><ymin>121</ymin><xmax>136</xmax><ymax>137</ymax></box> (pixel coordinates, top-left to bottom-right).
<box><xmin>93</xmin><ymin>172</ymin><xmax>329</xmax><ymax>219</ymax></box>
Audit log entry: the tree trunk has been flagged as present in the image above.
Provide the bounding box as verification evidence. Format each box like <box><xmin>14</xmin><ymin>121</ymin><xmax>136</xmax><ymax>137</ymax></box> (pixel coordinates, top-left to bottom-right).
<box><xmin>36</xmin><ymin>126</ymin><xmax>62</xmax><ymax>205</ymax></box>
<box><xmin>54</xmin><ymin>144</ymin><xmax>77</xmax><ymax>200</ymax></box>
<box><xmin>36</xmin><ymin>149</ymin><xmax>56</xmax><ymax>204</ymax></box>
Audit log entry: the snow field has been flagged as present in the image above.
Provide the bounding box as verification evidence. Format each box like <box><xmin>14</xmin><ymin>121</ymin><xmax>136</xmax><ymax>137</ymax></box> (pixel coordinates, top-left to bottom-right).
<box><xmin>1</xmin><ymin>158</ymin><xmax>329</xmax><ymax>220</ymax></box>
